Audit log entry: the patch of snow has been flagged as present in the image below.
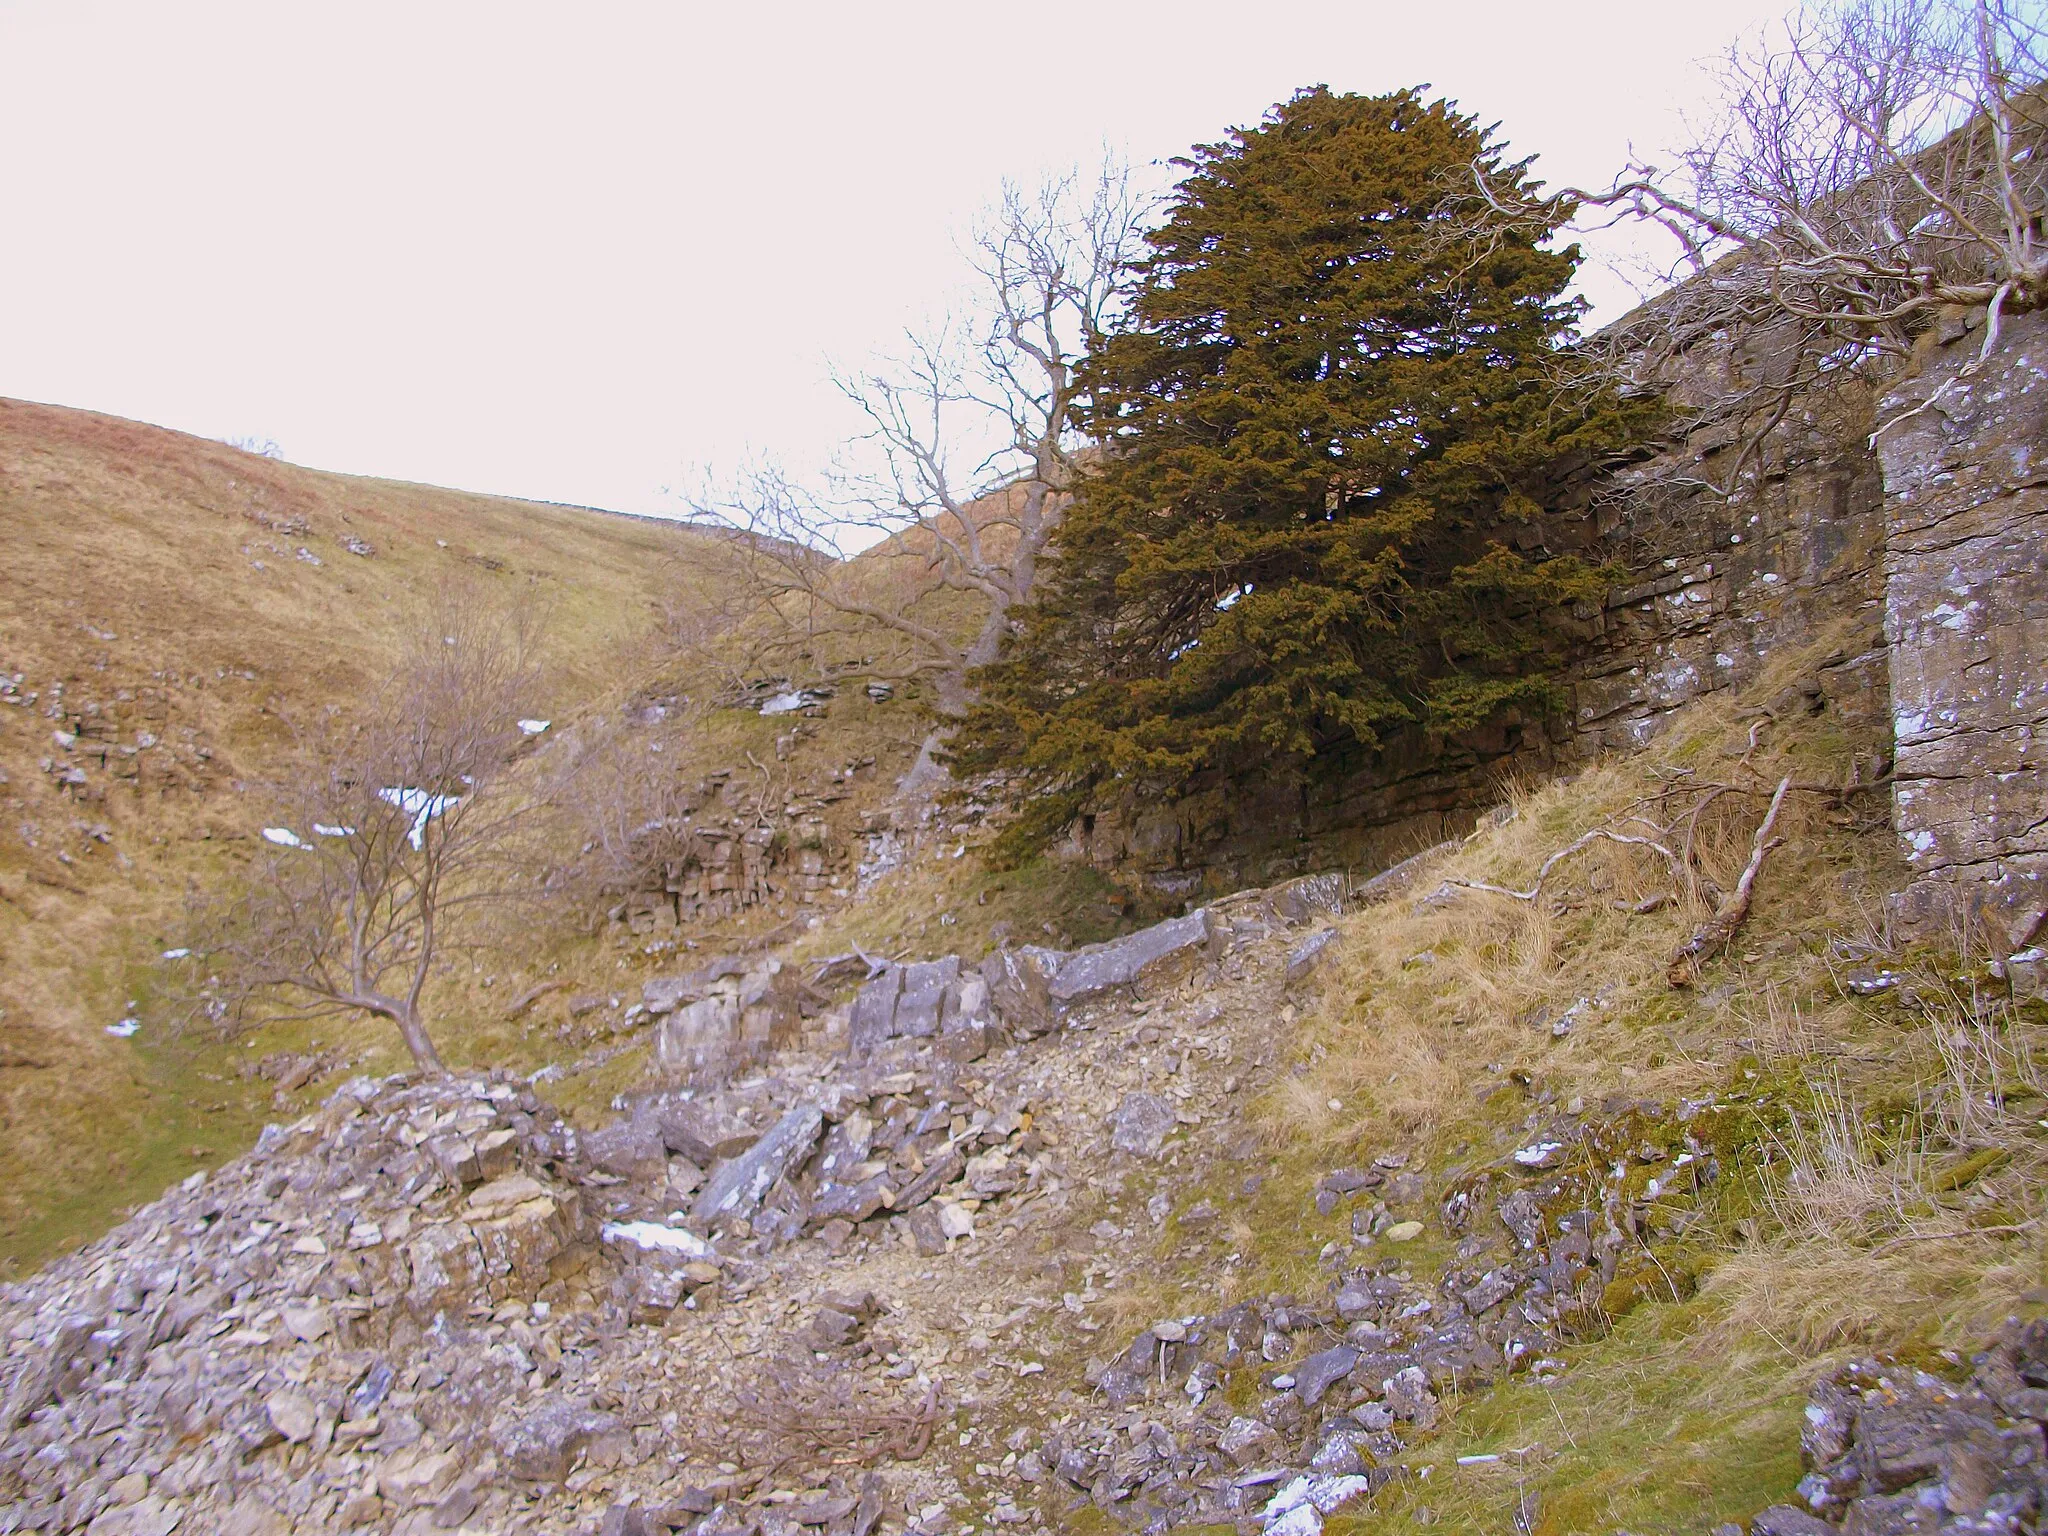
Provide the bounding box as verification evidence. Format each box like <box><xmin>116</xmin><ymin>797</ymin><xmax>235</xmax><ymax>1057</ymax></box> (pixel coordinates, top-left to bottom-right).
<box><xmin>600</xmin><ymin>1221</ymin><xmax>716</xmax><ymax>1262</ymax></box>
<box><xmin>261</xmin><ymin>827</ymin><xmax>306</xmax><ymax>849</ymax></box>
<box><xmin>1262</xmin><ymin>1472</ymin><xmax>1372</xmax><ymax>1533</ymax></box>
<box><xmin>106</xmin><ymin>1019</ymin><xmax>140</xmax><ymax>1038</ymax></box>
<box><xmin>160</xmin><ymin>947</ymin><xmax>190</xmax><ymax>960</ymax></box>
<box><xmin>378</xmin><ymin>787</ymin><xmax>460</xmax><ymax>850</ymax></box>
<box><xmin>313</xmin><ymin>823</ymin><xmax>355</xmax><ymax>838</ymax></box>
<box><xmin>518</xmin><ymin>719</ymin><xmax>551</xmax><ymax>736</ymax></box>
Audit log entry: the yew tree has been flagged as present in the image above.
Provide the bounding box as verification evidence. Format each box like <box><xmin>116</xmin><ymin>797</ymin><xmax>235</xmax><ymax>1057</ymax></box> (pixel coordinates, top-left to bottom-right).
<box><xmin>959</xmin><ymin>87</ymin><xmax>1650</xmax><ymax>846</ymax></box>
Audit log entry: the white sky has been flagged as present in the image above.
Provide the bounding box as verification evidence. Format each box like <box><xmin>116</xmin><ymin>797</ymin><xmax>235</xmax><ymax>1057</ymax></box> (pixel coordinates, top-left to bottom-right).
<box><xmin>0</xmin><ymin>1</ymin><xmax>1787</xmax><ymax>519</ymax></box>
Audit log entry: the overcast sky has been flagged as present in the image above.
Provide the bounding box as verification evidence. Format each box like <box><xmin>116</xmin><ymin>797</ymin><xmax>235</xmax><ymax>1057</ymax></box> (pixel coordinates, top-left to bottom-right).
<box><xmin>0</xmin><ymin>1</ymin><xmax>1788</xmax><ymax>519</ymax></box>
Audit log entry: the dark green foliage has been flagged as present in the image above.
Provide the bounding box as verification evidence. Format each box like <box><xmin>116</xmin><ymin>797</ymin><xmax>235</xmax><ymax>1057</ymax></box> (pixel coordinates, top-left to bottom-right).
<box><xmin>957</xmin><ymin>87</ymin><xmax>1654</xmax><ymax>857</ymax></box>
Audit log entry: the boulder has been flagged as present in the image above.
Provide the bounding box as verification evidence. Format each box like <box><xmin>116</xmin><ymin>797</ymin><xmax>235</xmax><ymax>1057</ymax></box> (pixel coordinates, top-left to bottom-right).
<box><xmin>581</xmin><ymin>1118</ymin><xmax>667</xmax><ymax>1180</ymax></box>
<box><xmin>1051</xmin><ymin>910</ymin><xmax>1215</xmax><ymax>1002</ymax></box>
<box><xmin>650</xmin><ymin>1097</ymin><xmax>758</xmax><ymax>1166</ymax></box>
<box><xmin>691</xmin><ymin>1103</ymin><xmax>825</xmax><ymax>1227</ymax></box>
<box><xmin>893</xmin><ymin>957</ymin><xmax>958</xmax><ymax>1039</ymax></box>
<box><xmin>641</xmin><ymin>974</ymin><xmax>703</xmax><ymax>1015</ymax></box>
<box><xmin>1219</xmin><ymin>1415</ymin><xmax>1285</xmax><ymax>1468</ymax></box>
<box><xmin>1294</xmin><ymin>1345</ymin><xmax>1359</xmax><ymax>1406</ymax></box>
<box><xmin>1270</xmin><ymin>871</ymin><xmax>1348</xmax><ymax>923</ymax></box>
<box><xmin>981</xmin><ymin>946</ymin><xmax>1059</xmax><ymax>1037</ymax></box>
<box><xmin>1285</xmin><ymin>927</ymin><xmax>1340</xmax><ymax>986</ymax></box>
<box><xmin>1351</xmin><ymin>841</ymin><xmax>1458</xmax><ymax>907</ymax></box>
<box><xmin>848</xmin><ymin>966</ymin><xmax>903</xmax><ymax>1055</ymax></box>
<box><xmin>655</xmin><ymin>993</ymin><xmax>740</xmax><ymax>1080</ymax></box>
<box><xmin>1109</xmin><ymin>1092</ymin><xmax>1177</xmax><ymax>1160</ymax></box>
<box><xmin>493</xmin><ymin>1397</ymin><xmax>622</xmax><ymax>1482</ymax></box>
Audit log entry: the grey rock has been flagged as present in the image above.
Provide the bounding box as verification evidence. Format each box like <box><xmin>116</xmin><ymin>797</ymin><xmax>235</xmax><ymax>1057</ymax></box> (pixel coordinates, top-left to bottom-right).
<box><xmin>1749</xmin><ymin>1507</ymin><xmax>1836</xmax><ymax>1536</ymax></box>
<box><xmin>893</xmin><ymin>957</ymin><xmax>958</xmax><ymax>1039</ymax></box>
<box><xmin>890</xmin><ymin>1146</ymin><xmax>964</xmax><ymax>1212</ymax></box>
<box><xmin>1497</xmin><ymin>1189</ymin><xmax>1544</xmax><ymax>1250</ymax></box>
<box><xmin>432</xmin><ymin>1483</ymin><xmax>482</xmax><ymax>1528</ymax></box>
<box><xmin>981</xmin><ymin>946</ymin><xmax>1060</xmax><ymax>1036</ymax></box>
<box><xmin>1051</xmin><ymin>911</ymin><xmax>1214</xmax><ymax>1002</ymax></box>
<box><xmin>790</xmin><ymin>1494</ymin><xmax>856</xmax><ymax>1526</ymax></box>
<box><xmin>691</xmin><ymin>1103</ymin><xmax>825</xmax><ymax>1227</ymax></box>
<box><xmin>1110</xmin><ymin>1092</ymin><xmax>1177</xmax><ymax>1159</ymax></box>
<box><xmin>641</xmin><ymin>974</ymin><xmax>707</xmax><ymax>1014</ymax></box>
<box><xmin>1270</xmin><ymin>871</ymin><xmax>1349</xmax><ymax>923</ymax></box>
<box><xmin>1381</xmin><ymin>1365</ymin><xmax>1438</xmax><ymax>1427</ymax></box>
<box><xmin>1294</xmin><ymin>1345</ymin><xmax>1359</xmax><ymax>1407</ymax></box>
<box><xmin>1056</xmin><ymin>1445</ymin><xmax>1100</xmax><ymax>1487</ymax></box>
<box><xmin>1334</xmin><ymin>1280</ymin><xmax>1377</xmax><ymax>1322</ymax></box>
<box><xmin>1308</xmin><ymin>1429</ymin><xmax>1364</xmax><ymax>1477</ymax></box>
<box><xmin>1352</xmin><ymin>842</ymin><xmax>1459</xmax><ymax>907</ymax></box>
<box><xmin>652</xmin><ymin>1098</ymin><xmax>757</xmax><ymax>1166</ymax></box>
<box><xmin>1285</xmin><ymin>928</ymin><xmax>1340</xmax><ymax>986</ymax></box>
<box><xmin>654</xmin><ymin>993</ymin><xmax>740</xmax><ymax>1080</ymax></box>
<box><xmin>581</xmin><ymin>1118</ymin><xmax>667</xmax><ymax>1180</ymax></box>
<box><xmin>494</xmin><ymin>1397</ymin><xmax>621</xmax><ymax>1482</ymax></box>
<box><xmin>808</xmin><ymin>1175</ymin><xmax>891</xmax><ymax>1225</ymax></box>
<box><xmin>1461</xmin><ymin>1271</ymin><xmax>1518</xmax><ymax>1315</ymax></box>
<box><xmin>1218</xmin><ymin>1415</ymin><xmax>1284</xmax><ymax>1468</ymax></box>
<box><xmin>848</xmin><ymin>965</ymin><xmax>903</xmax><ymax>1055</ymax></box>
<box><xmin>942</xmin><ymin>969</ymin><xmax>992</xmax><ymax>1031</ymax></box>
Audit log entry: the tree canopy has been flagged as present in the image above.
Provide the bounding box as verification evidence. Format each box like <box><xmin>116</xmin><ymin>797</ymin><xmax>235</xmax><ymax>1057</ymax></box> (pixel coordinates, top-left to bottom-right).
<box><xmin>956</xmin><ymin>86</ymin><xmax>1653</xmax><ymax>852</ymax></box>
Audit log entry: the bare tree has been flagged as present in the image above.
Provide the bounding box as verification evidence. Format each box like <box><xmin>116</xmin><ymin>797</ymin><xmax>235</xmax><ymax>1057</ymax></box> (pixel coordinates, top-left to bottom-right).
<box><xmin>188</xmin><ymin>595</ymin><xmax>550</xmax><ymax>1073</ymax></box>
<box><xmin>1474</xmin><ymin>0</ymin><xmax>2048</xmax><ymax>494</ymax></box>
<box><xmin>700</xmin><ymin>161</ymin><xmax>1152</xmax><ymax>714</ymax></box>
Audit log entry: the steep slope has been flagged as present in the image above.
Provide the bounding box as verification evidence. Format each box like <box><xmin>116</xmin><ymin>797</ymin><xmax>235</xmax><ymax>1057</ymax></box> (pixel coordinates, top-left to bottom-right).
<box><xmin>0</xmin><ymin>397</ymin><xmax>750</xmax><ymax>1271</ymax></box>
<box><xmin>4</xmin><ymin>676</ymin><xmax>2032</xmax><ymax>1536</ymax></box>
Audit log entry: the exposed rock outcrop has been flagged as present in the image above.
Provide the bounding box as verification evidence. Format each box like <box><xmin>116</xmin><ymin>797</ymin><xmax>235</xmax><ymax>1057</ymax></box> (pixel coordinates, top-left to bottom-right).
<box><xmin>1878</xmin><ymin>308</ymin><xmax>2048</xmax><ymax>976</ymax></box>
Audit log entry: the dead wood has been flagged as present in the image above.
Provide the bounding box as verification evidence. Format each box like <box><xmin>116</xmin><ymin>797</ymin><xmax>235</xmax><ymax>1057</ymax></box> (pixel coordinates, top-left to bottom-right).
<box><xmin>1448</xmin><ymin>827</ymin><xmax>1688</xmax><ymax>904</ymax></box>
<box><xmin>1668</xmin><ymin>775</ymin><xmax>1794</xmax><ymax>986</ymax></box>
<box><xmin>503</xmin><ymin>978</ymin><xmax>567</xmax><ymax>1021</ymax></box>
<box><xmin>726</xmin><ymin>1361</ymin><xmax>940</xmax><ymax>1475</ymax></box>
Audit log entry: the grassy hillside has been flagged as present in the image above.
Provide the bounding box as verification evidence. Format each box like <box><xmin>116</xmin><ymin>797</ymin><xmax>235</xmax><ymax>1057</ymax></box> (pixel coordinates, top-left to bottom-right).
<box><xmin>0</xmin><ymin>397</ymin><xmax>750</xmax><ymax>1271</ymax></box>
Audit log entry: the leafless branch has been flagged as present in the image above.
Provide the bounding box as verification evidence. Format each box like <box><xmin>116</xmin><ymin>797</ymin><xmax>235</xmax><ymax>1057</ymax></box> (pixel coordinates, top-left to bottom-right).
<box><xmin>692</xmin><ymin>159</ymin><xmax>1154</xmax><ymax>714</ymax></box>
<box><xmin>181</xmin><ymin>590</ymin><xmax>558</xmax><ymax>1072</ymax></box>
<box><xmin>1473</xmin><ymin>0</ymin><xmax>2048</xmax><ymax>503</ymax></box>
<box><xmin>1448</xmin><ymin>828</ymin><xmax>1690</xmax><ymax>902</ymax></box>
<box><xmin>1669</xmin><ymin>775</ymin><xmax>1796</xmax><ymax>984</ymax></box>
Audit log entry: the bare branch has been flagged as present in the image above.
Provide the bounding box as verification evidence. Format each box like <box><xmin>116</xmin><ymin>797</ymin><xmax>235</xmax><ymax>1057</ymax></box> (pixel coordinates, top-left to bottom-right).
<box><xmin>1669</xmin><ymin>774</ymin><xmax>1796</xmax><ymax>984</ymax></box>
<box><xmin>1473</xmin><ymin>0</ymin><xmax>2048</xmax><ymax>504</ymax></box>
<box><xmin>1448</xmin><ymin>827</ymin><xmax>1689</xmax><ymax>902</ymax></box>
<box><xmin>690</xmin><ymin>158</ymin><xmax>1155</xmax><ymax>714</ymax></box>
<box><xmin>182</xmin><ymin>588</ymin><xmax>558</xmax><ymax>1072</ymax></box>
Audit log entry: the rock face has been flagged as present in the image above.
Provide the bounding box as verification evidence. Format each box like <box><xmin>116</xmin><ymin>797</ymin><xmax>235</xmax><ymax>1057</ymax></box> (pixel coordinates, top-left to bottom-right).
<box><xmin>647</xmin><ymin>956</ymin><xmax>819</xmax><ymax>1082</ymax></box>
<box><xmin>1877</xmin><ymin>307</ymin><xmax>2048</xmax><ymax>970</ymax></box>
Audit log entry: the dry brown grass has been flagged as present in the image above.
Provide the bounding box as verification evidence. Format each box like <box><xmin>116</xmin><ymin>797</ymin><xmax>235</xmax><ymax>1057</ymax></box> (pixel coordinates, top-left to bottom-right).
<box><xmin>1258</xmin><ymin>667</ymin><xmax>2048</xmax><ymax>1468</ymax></box>
<box><xmin>1268</xmin><ymin>683</ymin><xmax>1908</xmax><ymax>1163</ymax></box>
<box><xmin>0</xmin><ymin>396</ymin><xmax>754</xmax><ymax>1266</ymax></box>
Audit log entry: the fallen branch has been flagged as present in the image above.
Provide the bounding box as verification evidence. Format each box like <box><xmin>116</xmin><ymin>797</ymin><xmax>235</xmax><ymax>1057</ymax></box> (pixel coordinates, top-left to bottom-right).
<box><xmin>503</xmin><ymin>978</ymin><xmax>567</xmax><ymax>1021</ymax></box>
<box><xmin>1448</xmin><ymin>828</ymin><xmax>1687</xmax><ymax>904</ymax></box>
<box><xmin>1667</xmin><ymin>776</ymin><xmax>1793</xmax><ymax>987</ymax></box>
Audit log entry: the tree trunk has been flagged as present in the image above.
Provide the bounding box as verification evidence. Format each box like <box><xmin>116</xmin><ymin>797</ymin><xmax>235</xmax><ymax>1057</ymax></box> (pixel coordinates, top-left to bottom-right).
<box><xmin>393</xmin><ymin>1006</ymin><xmax>447</xmax><ymax>1075</ymax></box>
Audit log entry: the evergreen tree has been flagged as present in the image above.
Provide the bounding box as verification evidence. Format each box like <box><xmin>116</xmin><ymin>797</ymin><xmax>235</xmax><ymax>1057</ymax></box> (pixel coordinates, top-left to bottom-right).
<box><xmin>958</xmin><ymin>87</ymin><xmax>1652</xmax><ymax>853</ymax></box>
